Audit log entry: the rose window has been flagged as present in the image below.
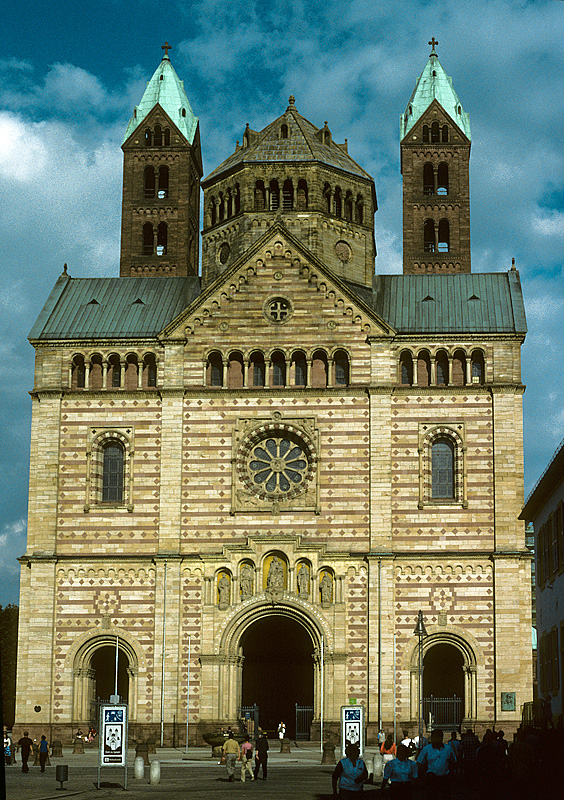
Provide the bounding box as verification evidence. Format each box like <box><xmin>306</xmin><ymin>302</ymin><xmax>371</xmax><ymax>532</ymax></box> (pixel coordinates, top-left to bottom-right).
<box><xmin>249</xmin><ymin>437</ymin><xmax>307</xmax><ymax>493</ymax></box>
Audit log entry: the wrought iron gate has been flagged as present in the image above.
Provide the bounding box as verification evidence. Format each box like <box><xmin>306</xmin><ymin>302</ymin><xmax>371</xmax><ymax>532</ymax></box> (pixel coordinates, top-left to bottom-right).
<box><xmin>295</xmin><ymin>704</ymin><xmax>314</xmax><ymax>740</ymax></box>
<box><xmin>423</xmin><ymin>695</ymin><xmax>462</xmax><ymax>730</ymax></box>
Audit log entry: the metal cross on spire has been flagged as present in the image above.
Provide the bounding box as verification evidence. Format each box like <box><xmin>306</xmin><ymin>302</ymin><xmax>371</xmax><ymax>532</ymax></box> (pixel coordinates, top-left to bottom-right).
<box><xmin>428</xmin><ymin>37</ymin><xmax>439</xmax><ymax>56</ymax></box>
<box><xmin>161</xmin><ymin>41</ymin><xmax>172</xmax><ymax>58</ymax></box>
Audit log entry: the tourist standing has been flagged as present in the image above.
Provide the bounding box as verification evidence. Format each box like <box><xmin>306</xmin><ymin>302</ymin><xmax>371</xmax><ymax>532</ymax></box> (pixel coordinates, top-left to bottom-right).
<box><xmin>38</xmin><ymin>735</ymin><xmax>50</xmax><ymax>772</ymax></box>
<box><xmin>381</xmin><ymin>744</ymin><xmax>417</xmax><ymax>798</ymax></box>
<box><xmin>17</xmin><ymin>731</ymin><xmax>34</xmax><ymax>773</ymax></box>
<box><xmin>240</xmin><ymin>735</ymin><xmax>254</xmax><ymax>782</ymax></box>
<box><xmin>332</xmin><ymin>742</ymin><xmax>368</xmax><ymax>798</ymax></box>
<box><xmin>417</xmin><ymin>729</ymin><xmax>454</xmax><ymax>800</ymax></box>
<box><xmin>254</xmin><ymin>732</ymin><xmax>269</xmax><ymax>780</ymax></box>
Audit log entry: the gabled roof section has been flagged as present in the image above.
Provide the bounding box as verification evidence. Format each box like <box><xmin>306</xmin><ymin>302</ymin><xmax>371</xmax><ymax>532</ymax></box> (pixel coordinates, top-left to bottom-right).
<box><xmin>344</xmin><ymin>271</ymin><xmax>527</xmax><ymax>335</ymax></box>
<box><xmin>161</xmin><ymin>222</ymin><xmax>394</xmax><ymax>339</ymax></box>
<box><xmin>29</xmin><ymin>274</ymin><xmax>201</xmax><ymax>340</ymax></box>
<box><xmin>203</xmin><ymin>98</ymin><xmax>372</xmax><ymax>184</ymax></box>
<box><xmin>400</xmin><ymin>49</ymin><xmax>471</xmax><ymax>141</ymax></box>
<box><xmin>122</xmin><ymin>55</ymin><xmax>198</xmax><ymax>145</ymax></box>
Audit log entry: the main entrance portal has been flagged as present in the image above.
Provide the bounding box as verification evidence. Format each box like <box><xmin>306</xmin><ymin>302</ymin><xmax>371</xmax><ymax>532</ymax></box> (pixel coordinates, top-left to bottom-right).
<box><xmin>91</xmin><ymin>645</ymin><xmax>129</xmax><ymax>703</ymax></box>
<box><xmin>423</xmin><ymin>643</ymin><xmax>465</xmax><ymax>729</ymax></box>
<box><xmin>240</xmin><ymin>616</ymin><xmax>314</xmax><ymax>738</ymax></box>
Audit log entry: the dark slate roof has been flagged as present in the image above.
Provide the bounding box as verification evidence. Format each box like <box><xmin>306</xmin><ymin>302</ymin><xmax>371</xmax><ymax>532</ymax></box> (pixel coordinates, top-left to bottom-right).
<box><xmin>520</xmin><ymin>436</ymin><xmax>564</xmax><ymax>521</ymax></box>
<box><xmin>203</xmin><ymin>102</ymin><xmax>372</xmax><ymax>183</ymax></box>
<box><xmin>29</xmin><ymin>274</ymin><xmax>201</xmax><ymax>340</ymax></box>
<box><xmin>345</xmin><ymin>271</ymin><xmax>527</xmax><ymax>334</ymax></box>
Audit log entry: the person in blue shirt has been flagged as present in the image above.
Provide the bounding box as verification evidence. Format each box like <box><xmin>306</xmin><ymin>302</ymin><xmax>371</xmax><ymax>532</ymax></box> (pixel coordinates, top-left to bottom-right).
<box><xmin>332</xmin><ymin>743</ymin><xmax>368</xmax><ymax>798</ymax></box>
<box><xmin>417</xmin><ymin>729</ymin><xmax>454</xmax><ymax>800</ymax></box>
<box><xmin>381</xmin><ymin>744</ymin><xmax>417</xmax><ymax>798</ymax></box>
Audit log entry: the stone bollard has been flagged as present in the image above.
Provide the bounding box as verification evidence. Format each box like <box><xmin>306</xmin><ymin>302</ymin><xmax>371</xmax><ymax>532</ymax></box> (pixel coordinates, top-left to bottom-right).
<box><xmin>212</xmin><ymin>745</ymin><xmax>223</xmax><ymax>759</ymax></box>
<box><xmin>52</xmin><ymin>740</ymin><xmax>63</xmax><ymax>757</ymax></box>
<box><xmin>147</xmin><ymin>736</ymin><xmax>157</xmax><ymax>754</ymax></box>
<box><xmin>134</xmin><ymin>755</ymin><xmax>145</xmax><ymax>780</ymax></box>
<box><xmin>280</xmin><ymin>737</ymin><xmax>291</xmax><ymax>753</ymax></box>
<box><xmin>135</xmin><ymin>742</ymin><xmax>150</xmax><ymax>766</ymax></box>
<box><xmin>72</xmin><ymin>738</ymin><xmax>84</xmax><ymax>754</ymax></box>
<box><xmin>372</xmin><ymin>753</ymin><xmax>383</xmax><ymax>779</ymax></box>
<box><xmin>149</xmin><ymin>759</ymin><xmax>161</xmax><ymax>785</ymax></box>
<box><xmin>321</xmin><ymin>741</ymin><xmax>336</xmax><ymax>764</ymax></box>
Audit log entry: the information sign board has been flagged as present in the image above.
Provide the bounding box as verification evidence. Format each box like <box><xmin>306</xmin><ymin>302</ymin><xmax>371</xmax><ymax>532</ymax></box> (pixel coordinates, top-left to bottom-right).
<box><xmin>340</xmin><ymin>704</ymin><xmax>365</xmax><ymax>757</ymax></box>
<box><xmin>100</xmin><ymin>704</ymin><xmax>128</xmax><ymax>766</ymax></box>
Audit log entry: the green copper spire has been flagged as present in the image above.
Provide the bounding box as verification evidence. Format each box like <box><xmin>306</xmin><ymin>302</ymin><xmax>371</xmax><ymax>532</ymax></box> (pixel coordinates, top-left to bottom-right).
<box><xmin>400</xmin><ymin>40</ymin><xmax>471</xmax><ymax>140</ymax></box>
<box><xmin>123</xmin><ymin>44</ymin><xmax>198</xmax><ymax>144</ymax></box>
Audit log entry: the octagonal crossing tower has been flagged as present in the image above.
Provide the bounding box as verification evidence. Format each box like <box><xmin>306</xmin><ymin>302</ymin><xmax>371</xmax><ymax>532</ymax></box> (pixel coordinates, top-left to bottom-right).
<box><xmin>120</xmin><ymin>47</ymin><xmax>202</xmax><ymax>277</ymax></box>
<box><xmin>400</xmin><ymin>40</ymin><xmax>471</xmax><ymax>274</ymax></box>
<box><xmin>200</xmin><ymin>96</ymin><xmax>377</xmax><ymax>288</ymax></box>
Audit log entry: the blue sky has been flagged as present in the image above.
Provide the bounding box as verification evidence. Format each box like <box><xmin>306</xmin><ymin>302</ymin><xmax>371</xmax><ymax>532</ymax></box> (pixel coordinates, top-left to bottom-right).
<box><xmin>1</xmin><ymin>0</ymin><xmax>563</xmax><ymax>604</ymax></box>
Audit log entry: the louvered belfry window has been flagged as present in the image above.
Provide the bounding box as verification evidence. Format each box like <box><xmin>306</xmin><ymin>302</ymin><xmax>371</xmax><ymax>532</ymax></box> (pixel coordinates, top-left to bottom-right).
<box><xmin>431</xmin><ymin>437</ymin><xmax>454</xmax><ymax>499</ymax></box>
<box><xmin>102</xmin><ymin>443</ymin><xmax>124</xmax><ymax>502</ymax></box>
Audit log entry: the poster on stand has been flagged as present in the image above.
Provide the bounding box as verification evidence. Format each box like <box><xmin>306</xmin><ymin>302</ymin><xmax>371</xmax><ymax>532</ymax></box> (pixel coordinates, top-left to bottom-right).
<box><xmin>340</xmin><ymin>705</ymin><xmax>365</xmax><ymax>757</ymax></box>
<box><xmin>100</xmin><ymin>705</ymin><xmax>128</xmax><ymax>766</ymax></box>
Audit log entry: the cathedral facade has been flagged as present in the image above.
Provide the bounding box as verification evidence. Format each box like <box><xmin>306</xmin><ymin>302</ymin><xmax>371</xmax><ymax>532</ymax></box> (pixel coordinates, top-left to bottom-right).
<box><xmin>15</xmin><ymin>44</ymin><xmax>532</xmax><ymax>744</ymax></box>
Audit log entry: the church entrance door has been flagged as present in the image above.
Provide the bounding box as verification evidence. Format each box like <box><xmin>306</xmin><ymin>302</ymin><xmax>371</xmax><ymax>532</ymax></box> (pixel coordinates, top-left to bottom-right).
<box><xmin>240</xmin><ymin>615</ymin><xmax>314</xmax><ymax>739</ymax></box>
<box><xmin>91</xmin><ymin>645</ymin><xmax>130</xmax><ymax>704</ymax></box>
<box><xmin>422</xmin><ymin>643</ymin><xmax>465</xmax><ymax>729</ymax></box>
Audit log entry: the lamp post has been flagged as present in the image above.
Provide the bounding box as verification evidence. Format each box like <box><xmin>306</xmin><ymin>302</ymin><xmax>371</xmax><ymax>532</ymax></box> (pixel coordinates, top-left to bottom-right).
<box><xmin>413</xmin><ymin>610</ymin><xmax>427</xmax><ymax>744</ymax></box>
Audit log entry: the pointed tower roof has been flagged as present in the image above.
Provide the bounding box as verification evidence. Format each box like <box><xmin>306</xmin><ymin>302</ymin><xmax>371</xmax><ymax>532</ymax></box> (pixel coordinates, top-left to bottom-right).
<box><xmin>400</xmin><ymin>40</ymin><xmax>471</xmax><ymax>141</ymax></box>
<box><xmin>203</xmin><ymin>97</ymin><xmax>372</xmax><ymax>183</ymax></box>
<box><xmin>123</xmin><ymin>46</ymin><xmax>198</xmax><ymax>144</ymax></box>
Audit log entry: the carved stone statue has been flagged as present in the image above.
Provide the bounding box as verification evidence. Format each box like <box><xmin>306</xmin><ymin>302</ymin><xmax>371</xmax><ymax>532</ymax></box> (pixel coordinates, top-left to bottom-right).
<box><xmin>297</xmin><ymin>563</ymin><xmax>310</xmax><ymax>597</ymax></box>
<box><xmin>320</xmin><ymin>572</ymin><xmax>333</xmax><ymax>604</ymax></box>
<box><xmin>217</xmin><ymin>573</ymin><xmax>230</xmax><ymax>605</ymax></box>
<box><xmin>267</xmin><ymin>557</ymin><xmax>284</xmax><ymax>589</ymax></box>
<box><xmin>240</xmin><ymin>563</ymin><xmax>254</xmax><ymax>599</ymax></box>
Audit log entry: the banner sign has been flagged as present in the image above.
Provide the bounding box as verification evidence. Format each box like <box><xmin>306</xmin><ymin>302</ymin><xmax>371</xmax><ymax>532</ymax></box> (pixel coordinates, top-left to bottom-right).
<box><xmin>100</xmin><ymin>704</ymin><xmax>127</xmax><ymax>766</ymax></box>
<box><xmin>341</xmin><ymin>705</ymin><xmax>365</xmax><ymax>757</ymax></box>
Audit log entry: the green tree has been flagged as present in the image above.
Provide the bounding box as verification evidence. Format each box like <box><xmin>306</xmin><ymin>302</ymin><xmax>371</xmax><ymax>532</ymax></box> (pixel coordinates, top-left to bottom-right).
<box><xmin>0</xmin><ymin>604</ymin><xmax>19</xmax><ymax>729</ymax></box>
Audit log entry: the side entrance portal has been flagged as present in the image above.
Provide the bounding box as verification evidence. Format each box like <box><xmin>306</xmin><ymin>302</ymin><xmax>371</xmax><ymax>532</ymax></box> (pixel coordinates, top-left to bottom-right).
<box><xmin>240</xmin><ymin>615</ymin><xmax>314</xmax><ymax>739</ymax></box>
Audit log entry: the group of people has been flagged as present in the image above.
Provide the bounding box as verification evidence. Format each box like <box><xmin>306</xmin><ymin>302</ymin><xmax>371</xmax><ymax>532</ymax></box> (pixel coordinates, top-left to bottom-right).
<box><xmin>221</xmin><ymin>731</ymin><xmax>269</xmax><ymax>782</ymax></box>
<box><xmin>3</xmin><ymin>730</ymin><xmax>51</xmax><ymax>773</ymax></box>
<box><xmin>332</xmin><ymin>725</ymin><xmax>560</xmax><ymax>799</ymax></box>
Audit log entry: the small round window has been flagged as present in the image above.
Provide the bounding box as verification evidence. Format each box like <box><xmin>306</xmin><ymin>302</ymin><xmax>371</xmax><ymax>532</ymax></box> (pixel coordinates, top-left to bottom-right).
<box><xmin>218</xmin><ymin>242</ymin><xmax>230</xmax><ymax>264</ymax></box>
<box><xmin>263</xmin><ymin>296</ymin><xmax>293</xmax><ymax>324</ymax></box>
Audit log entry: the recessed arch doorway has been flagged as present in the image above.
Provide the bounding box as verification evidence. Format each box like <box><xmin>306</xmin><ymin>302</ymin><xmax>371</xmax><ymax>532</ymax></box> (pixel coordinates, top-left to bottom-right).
<box><xmin>423</xmin><ymin>643</ymin><xmax>465</xmax><ymax>728</ymax></box>
<box><xmin>240</xmin><ymin>615</ymin><xmax>314</xmax><ymax>738</ymax></box>
<box><xmin>91</xmin><ymin>645</ymin><xmax>129</xmax><ymax>703</ymax></box>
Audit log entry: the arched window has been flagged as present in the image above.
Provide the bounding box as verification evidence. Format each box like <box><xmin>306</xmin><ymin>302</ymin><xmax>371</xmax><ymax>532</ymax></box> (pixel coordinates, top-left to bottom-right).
<box><xmin>292</xmin><ymin>351</ymin><xmax>307</xmax><ymax>386</ymax></box>
<box><xmin>207</xmin><ymin>351</ymin><xmax>223</xmax><ymax>387</ymax></box>
<box><xmin>153</xmin><ymin>124</ymin><xmax>162</xmax><ymax>146</ymax></box>
<box><xmin>143</xmin><ymin>222</ymin><xmax>154</xmax><ymax>255</ymax></box>
<box><xmin>108</xmin><ymin>354</ymin><xmax>121</xmax><ymax>388</ymax></box>
<box><xmin>452</xmin><ymin>350</ymin><xmax>466</xmax><ymax>386</ymax></box>
<box><xmin>227</xmin><ymin>352</ymin><xmax>244</xmax><ymax>388</ymax></box>
<box><xmin>250</xmin><ymin>352</ymin><xmax>265</xmax><ymax>387</ymax></box>
<box><xmin>423</xmin><ymin>162</ymin><xmax>434</xmax><ymax>195</ymax></box>
<box><xmin>271</xmin><ymin>351</ymin><xmax>286</xmax><ymax>386</ymax></box>
<box><xmin>89</xmin><ymin>354</ymin><xmax>103</xmax><ymax>391</ymax></box>
<box><xmin>269</xmin><ymin>180</ymin><xmax>280</xmax><ymax>211</ymax></box>
<box><xmin>254</xmin><ymin>180</ymin><xmax>266</xmax><ymax>210</ymax></box>
<box><xmin>234</xmin><ymin>184</ymin><xmax>241</xmax><ymax>214</ymax></box>
<box><xmin>355</xmin><ymin>195</ymin><xmax>364</xmax><ymax>224</ymax></box>
<box><xmin>441</xmin><ymin>125</ymin><xmax>449</xmax><ymax>143</ymax></box>
<box><xmin>436</xmin><ymin>350</ymin><xmax>449</xmax><ymax>385</ymax></box>
<box><xmin>438</xmin><ymin>219</ymin><xmax>449</xmax><ymax>253</ymax></box>
<box><xmin>144</xmin><ymin>128</ymin><xmax>152</xmax><ymax>146</ymax></box>
<box><xmin>432</xmin><ymin>437</ymin><xmax>455</xmax><ymax>499</ymax></box>
<box><xmin>422</xmin><ymin>125</ymin><xmax>430</xmax><ymax>143</ymax></box>
<box><xmin>72</xmin><ymin>355</ymin><xmax>86</xmax><ymax>389</ymax></box>
<box><xmin>158</xmin><ymin>165</ymin><xmax>169</xmax><ymax>198</ymax></box>
<box><xmin>281</xmin><ymin>123</ymin><xmax>288</xmax><ymax>139</ymax></box>
<box><xmin>334</xmin><ymin>187</ymin><xmax>342</xmax><ymax>217</ymax></box>
<box><xmin>210</xmin><ymin>197</ymin><xmax>217</xmax><ymax>226</ymax></box>
<box><xmin>226</xmin><ymin>188</ymin><xmax>233</xmax><ymax>218</ymax></box>
<box><xmin>102</xmin><ymin>442</ymin><xmax>124</xmax><ymax>502</ymax></box>
<box><xmin>437</xmin><ymin>163</ymin><xmax>448</xmax><ymax>195</ymax></box>
<box><xmin>124</xmin><ymin>354</ymin><xmax>138</xmax><ymax>391</ymax></box>
<box><xmin>218</xmin><ymin>192</ymin><xmax>225</xmax><ymax>222</ymax></box>
<box><xmin>156</xmin><ymin>222</ymin><xmax>167</xmax><ymax>256</ymax></box>
<box><xmin>399</xmin><ymin>351</ymin><xmax>413</xmax><ymax>385</ymax></box>
<box><xmin>164</xmin><ymin>128</ymin><xmax>170</xmax><ymax>146</ymax></box>
<box><xmin>323</xmin><ymin>183</ymin><xmax>331</xmax><ymax>214</ymax></box>
<box><xmin>424</xmin><ymin>219</ymin><xmax>435</xmax><ymax>252</ymax></box>
<box><xmin>144</xmin><ymin>165</ymin><xmax>155</xmax><ymax>198</ymax></box>
<box><xmin>297</xmin><ymin>179</ymin><xmax>308</xmax><ymax>210</ymax></box>
<box><xmin>417</xmin><ymin>350</ymin><xmax>431</xmax><ymax>387</ymax></box>
<box><xmin>334</xmin><ymin>350</ymin><xmax>349</xmax><ymax>386</ymax></box>
<box><xmin>344</xmin><ymin>191</ymin><xmax>353</xmax><ymax>221</ymax></box>
<box><xmin>282</xmin><ymin>179</ymin><xmax>293</xmax><ymax>211</ymax></box>
<box><xmin>471</xmin><ymin>350</ymin><xmax>485</xmax><ymax>384</ymax></box>
<box><xmin>311</xmin><ymin>350</ymin><xmax>328</xmax><ymax>388</ymax></box>
<box><xmin>143</xmin><ymin>353</ymin><xmax>157</xmax><ymax>388</ymax></box>
<box><xmin>431</xmin><ymin>121</ymin><xmax>440</xmax><ymax>143</ymax></box>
